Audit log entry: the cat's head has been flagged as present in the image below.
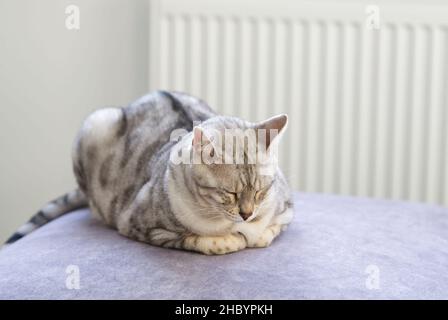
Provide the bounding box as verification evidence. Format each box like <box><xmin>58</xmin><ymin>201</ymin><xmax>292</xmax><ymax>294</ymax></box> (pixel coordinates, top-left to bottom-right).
<box><xmin>187</xmin><ymin>114</ymin><xmax>288</xmax><ymax>223</ymax></box>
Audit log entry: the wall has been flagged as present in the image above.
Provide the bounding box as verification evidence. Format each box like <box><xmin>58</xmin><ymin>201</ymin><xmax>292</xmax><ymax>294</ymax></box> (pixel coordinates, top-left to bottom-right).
<box><xmin>0</xmin><ymin>0</ymin><xmax>149</xmax><ymax>242</ymax></box>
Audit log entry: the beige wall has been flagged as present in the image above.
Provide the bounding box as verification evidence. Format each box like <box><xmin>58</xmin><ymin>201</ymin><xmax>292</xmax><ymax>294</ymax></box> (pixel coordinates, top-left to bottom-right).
<box><xmin>0</xmin><ymin>0</ymin><xmax>149</xmax><ymax>242</ymax></box>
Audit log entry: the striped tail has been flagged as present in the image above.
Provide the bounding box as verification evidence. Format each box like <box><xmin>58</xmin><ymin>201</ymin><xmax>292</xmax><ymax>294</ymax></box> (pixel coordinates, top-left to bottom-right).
<box><xmin>4</xmin><ymin>189</ymin><xmax>88</xmax><ymax>246</ymax></box>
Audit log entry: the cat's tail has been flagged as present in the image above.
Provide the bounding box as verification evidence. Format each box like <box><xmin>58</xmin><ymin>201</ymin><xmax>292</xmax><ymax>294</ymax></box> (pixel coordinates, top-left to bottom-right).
<box><xmin>3</xmin><ymin>189</ymin><xmax>88</xmax><ymax>246</ymax></box>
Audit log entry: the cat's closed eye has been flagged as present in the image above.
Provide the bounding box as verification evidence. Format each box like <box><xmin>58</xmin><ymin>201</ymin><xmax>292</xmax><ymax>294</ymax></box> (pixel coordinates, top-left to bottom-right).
<box><xmin>255</xmin><ymin>185</ymin><xmax>272</xmax><ymax>201</ymax></box>
<box><xmin>255</xmin><ymin>190</ymin><xmax>264</xmax><ymax>201</ymax></box>
<box><xmin>222</xmin><ymin>191</ymin><xmax>237</xmax><ymax>204</ymax></box>
<box><xmin>198</xmin><ymin>186</ymin><xmax>236</xmax><ymax>204</ymax></box>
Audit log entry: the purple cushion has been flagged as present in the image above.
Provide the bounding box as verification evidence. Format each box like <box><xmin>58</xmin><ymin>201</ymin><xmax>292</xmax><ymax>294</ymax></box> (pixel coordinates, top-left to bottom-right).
<box><xmin>0</xmin><ymin>193</ymin><xmax>447</xmax><ymax>299</ymax></box>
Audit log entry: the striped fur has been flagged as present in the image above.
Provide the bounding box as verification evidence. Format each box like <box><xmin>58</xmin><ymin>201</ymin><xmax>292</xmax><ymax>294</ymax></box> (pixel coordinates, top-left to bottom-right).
<box><xmin>4</xmin><ymin>189</ymin><xmax>87</xmax><ymax>246</ymax></box>
<box><xmin>5</xmin><ymin>91</ymin><xmax>293</xmax><ymax>254</ymax></box>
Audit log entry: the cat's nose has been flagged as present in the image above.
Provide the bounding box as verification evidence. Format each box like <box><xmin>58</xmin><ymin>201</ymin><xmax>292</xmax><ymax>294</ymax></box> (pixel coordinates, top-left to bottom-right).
<box><xmin>239</xmin><ymin>211</ymin><xmax>252</xmax><ymax>221</ymax></box>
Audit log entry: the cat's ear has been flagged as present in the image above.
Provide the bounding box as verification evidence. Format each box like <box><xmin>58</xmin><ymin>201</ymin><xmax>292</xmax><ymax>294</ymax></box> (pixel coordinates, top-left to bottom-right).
<box><xmin>192</xmin><ymin>127</ymin><xmax>212</xmax><ymax>149</ymax></box>
<box><xmin>192</xmin><ymin>126</ymin><xmax>217</xmax><ymax>162</ymax></box>
<box><xmin>192</xmin><ymin>126</ymin><xmax>203</xmax><ymax>149</ymax></box>
<box><xmin>256</xmin><ymin>114</ymin><xmax>288</xmax><ymax>149</ymax></box>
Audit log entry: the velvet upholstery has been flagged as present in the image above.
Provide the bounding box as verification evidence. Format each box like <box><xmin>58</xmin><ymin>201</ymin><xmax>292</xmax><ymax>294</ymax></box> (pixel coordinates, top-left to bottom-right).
<box><xmin>0</xmin><ymin>193</ymin><xmax>447</xmax><ymax>299</ymax></box>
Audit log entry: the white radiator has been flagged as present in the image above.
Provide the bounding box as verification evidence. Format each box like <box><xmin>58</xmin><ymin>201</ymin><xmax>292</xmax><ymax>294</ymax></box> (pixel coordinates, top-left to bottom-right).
<box><xmin>148</xmin><ymin>0</ymin><xmax>448</xmax><ymax>207</ymax></box>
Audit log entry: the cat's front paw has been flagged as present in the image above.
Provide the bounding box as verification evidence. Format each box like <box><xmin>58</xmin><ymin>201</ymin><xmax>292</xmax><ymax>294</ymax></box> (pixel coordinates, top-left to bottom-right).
<box><xmin>251</xmin><ymin>207</ymin><xmax>293</xmax><ymax>248</ymax></box>
<box><xmin>251</xmin><ymin>224</ymin><xmax>282</xmax><ymax>248</ymax></box>
<box><xmin>183</xmin><ymin>233</ymin><xmax>247</xmax><ymax>255</ymax></box>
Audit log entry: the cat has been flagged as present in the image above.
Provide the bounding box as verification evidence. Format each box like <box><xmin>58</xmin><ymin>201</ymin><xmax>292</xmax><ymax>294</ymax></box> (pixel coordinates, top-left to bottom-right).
<box><xmin>5</xmin><ymin>91</ymin><xmax>293</xmax><ymax>255</ymax></box>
